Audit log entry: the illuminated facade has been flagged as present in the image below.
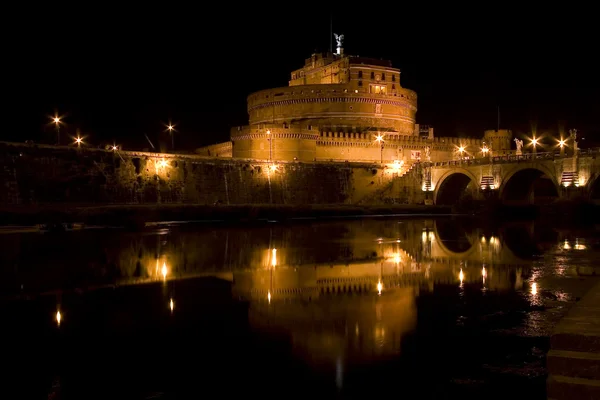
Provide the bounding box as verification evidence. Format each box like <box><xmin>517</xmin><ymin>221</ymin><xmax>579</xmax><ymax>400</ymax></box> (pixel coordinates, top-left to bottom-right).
<box><xmin>198</xmin><ymin>50</ymin><xmax>514</xmax><ymax>164</ymax></box>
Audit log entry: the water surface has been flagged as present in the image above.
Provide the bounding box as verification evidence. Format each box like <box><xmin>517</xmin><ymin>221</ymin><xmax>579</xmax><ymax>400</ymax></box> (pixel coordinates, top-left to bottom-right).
<box><xmin>2</xmin><ymin>217</ymin><xmax>599</xmax><ymax>399</ymax></box>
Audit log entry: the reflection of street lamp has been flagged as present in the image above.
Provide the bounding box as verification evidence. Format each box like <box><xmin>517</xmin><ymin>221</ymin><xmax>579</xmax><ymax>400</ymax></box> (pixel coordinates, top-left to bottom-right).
<box><xmin>375</xmin><ymin>134</ymin><xmax>384</xmax><ymax>163</ymax></box>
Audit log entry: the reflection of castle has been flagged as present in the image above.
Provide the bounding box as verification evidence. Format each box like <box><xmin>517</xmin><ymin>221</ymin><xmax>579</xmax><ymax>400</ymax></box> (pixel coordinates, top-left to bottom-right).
<box><xmin>197</xmin><ymin>47</ymin><xmax>513</xmax><ymax>163</ymax></box>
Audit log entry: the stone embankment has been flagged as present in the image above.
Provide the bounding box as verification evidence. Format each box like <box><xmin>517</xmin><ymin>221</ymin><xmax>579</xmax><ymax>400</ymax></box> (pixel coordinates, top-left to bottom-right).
<box><xmin>547</xmin><ymin>279</ymin><xmax>600</xmax><ymax>399</ymax></box>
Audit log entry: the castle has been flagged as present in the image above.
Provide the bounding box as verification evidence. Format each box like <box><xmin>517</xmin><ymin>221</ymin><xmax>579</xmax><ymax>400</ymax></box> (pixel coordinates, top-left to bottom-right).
<box><xmin>197</xmin><ymin>40</ymin><xmax>513</xmax><ymax>165</ymax></box>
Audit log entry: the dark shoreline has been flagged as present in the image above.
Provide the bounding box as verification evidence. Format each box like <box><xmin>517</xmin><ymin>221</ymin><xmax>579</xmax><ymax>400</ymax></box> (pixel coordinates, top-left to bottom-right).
<box><xmin>0</xmin><ymin>204</ymin><xmax>455</xmax><ymax>228</ymax></box>
<box><xmin>1</xmin><ymin>201</ymin><xmax>599</xmax><ymax>229</ymax></box>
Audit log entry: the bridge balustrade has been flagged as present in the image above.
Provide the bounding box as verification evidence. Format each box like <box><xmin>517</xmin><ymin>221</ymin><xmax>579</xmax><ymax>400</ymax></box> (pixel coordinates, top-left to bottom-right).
<box><xmin>428</xmin><ymin>149</ymin><xmax>598</xmax><ymax>169</ymax></box>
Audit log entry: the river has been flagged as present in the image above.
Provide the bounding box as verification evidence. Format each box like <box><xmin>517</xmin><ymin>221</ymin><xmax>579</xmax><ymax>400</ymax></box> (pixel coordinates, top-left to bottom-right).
<box><xmin>1</xmin><ymin>217</ymin><xmax>599</xmax><ymax>399</ymax></box>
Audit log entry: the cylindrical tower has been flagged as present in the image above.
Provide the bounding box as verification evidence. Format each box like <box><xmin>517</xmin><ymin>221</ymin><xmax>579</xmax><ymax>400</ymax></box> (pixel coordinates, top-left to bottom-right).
<box><xmin>231</xmin><ymin>52</ymin><xmax>418</xmax><ymax>161</ymax></box>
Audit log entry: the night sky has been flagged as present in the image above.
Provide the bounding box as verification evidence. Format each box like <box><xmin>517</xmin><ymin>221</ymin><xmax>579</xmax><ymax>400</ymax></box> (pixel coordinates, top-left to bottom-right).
<box><xmin>6</xmin><ymin>7</ymin><xmax>599</xmax><ymax>152</ymax></box>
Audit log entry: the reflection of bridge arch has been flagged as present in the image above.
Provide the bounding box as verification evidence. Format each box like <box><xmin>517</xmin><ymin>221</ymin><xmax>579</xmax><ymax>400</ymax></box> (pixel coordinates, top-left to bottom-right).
<box><xmin>434</xmin><ymin>169</ymin><xmax>479</xmax><ymax>205</ymax></box>
<box><xmin>587</xmin><ymin>173</ymin><xmax>600</xmax><ymax>201</ymax></box>
<box><xmin>431</xmin><ymin>219</ymin><xmax>475</xmax><ymax>257</ymax></box>
<box><xmin>499</xmin><ymin>165</ymin><xmax>559</xmax><ymax>205</ymax></box>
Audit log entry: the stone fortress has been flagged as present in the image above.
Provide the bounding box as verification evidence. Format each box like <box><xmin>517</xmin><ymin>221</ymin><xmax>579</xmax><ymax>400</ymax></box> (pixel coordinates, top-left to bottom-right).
<box><xmin>197</xmin><ymin>36</ymin><xmax>514</xmax><ymax>167</ymax></box>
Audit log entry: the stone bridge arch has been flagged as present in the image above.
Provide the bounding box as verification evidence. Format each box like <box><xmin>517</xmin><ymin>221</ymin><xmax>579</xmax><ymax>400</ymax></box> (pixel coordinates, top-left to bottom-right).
<box><xmin>433</xmin><ymin>168</ymin><xmax>479</xmax><ymax>205</ymax></box>
<box><xmin>498</xmin><ymin>163</ymin><xmax>560</xmax><ymax>205</ymax></box>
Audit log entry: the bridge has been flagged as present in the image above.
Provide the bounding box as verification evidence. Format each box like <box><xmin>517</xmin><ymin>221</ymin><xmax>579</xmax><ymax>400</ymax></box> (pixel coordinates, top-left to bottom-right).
<box><xmin>419</xmin><ymin>149</ymin><xmax>600</xmax><ymax>205</ymax></box>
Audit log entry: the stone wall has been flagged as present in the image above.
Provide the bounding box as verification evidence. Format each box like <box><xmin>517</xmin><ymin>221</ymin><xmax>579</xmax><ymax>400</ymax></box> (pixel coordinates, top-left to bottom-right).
<box><xmin>195</xmin><ymin>141</ymin><xmax>232</xmax><ymax>158</ymax></box>
<box><xmin>0</xmin><ymin>142</ymin><xmax>403</xmax><ymax>207</ymax></box>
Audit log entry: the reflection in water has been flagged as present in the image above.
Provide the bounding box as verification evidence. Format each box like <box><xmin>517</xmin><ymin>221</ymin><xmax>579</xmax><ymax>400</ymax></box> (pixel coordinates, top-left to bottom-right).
<box><xmin>2</xmin><ymin>218</ymin><xmax>600</xmax><ymax>397</ymax></box>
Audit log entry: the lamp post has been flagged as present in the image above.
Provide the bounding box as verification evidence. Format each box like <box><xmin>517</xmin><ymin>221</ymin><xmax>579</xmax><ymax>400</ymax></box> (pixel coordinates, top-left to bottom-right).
<box><xmin>375</xmin><ymin>134</ymin><xmax>384</xmax><ymax>163</ymax></box>
<box><xmin>167</xmin><ymin>124</ymin><xmax>175</xmax><ymax>151</ymax></box>
<box><xmin>559</xmin><ymin>137</ymin><xmax>566</xmax><ymax>156</ymax></box>
<box><xmin>481</xmin><ymin>143</ymin><xmax>489</xmax><ymax>158</ymax></box>
<box><xmin>52</xmin><ymin>116</ymin><xmax>61</xmax><ymax>145</ymax></box>
<box><xmin>267</xmin><ymin>129</ymin><xmax>272</xmax><ymax>161</ymax></box>
<box><xmin>531</xmin><ymin>137</ymin><xmax>538</xmax><ymax>154</ymax></box>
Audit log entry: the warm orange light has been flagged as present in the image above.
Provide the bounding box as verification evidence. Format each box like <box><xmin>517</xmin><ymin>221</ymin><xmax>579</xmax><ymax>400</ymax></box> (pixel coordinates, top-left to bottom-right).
<box><xmin>559</xmin><ymin>139</ymin><xmax>566</xmax><ymax>148</ymax></box>
<box><xmin>158</xmin><ymin>159</ymin><xmax>169</xmax><ymax>168</ymax></box>
<box><xmin>375</xmin><ymin>134</ymin><xmax>384</xmax><ymax>143</ymax></box>
<box><xmin>266</xmin><ymin>130</ymin><xmax>271</xmax><ymax>135</ymax></box>
<box><xmin>481</xmin><ymin>146</ymin><xmax>489</xmax><ymax>154</ymax></box>
<box><xmin>167</xmin><ymin>124</ymin><xmax>174</xmax><ymax>131</ymax></box>
<box><xmin>271</xmin><ymin>248</ymin><xmax>277</xmax><ymax>267</ymax></box>
<box><xmin>458</xmin><ymin>146</ymin><xmax>465</xmax><ymax>153</ymax></box>
<box><xmin>269</xmin><ymin>164</ymin><xmax>278</xmax><ymax>172</ymax></box>
<box><xmin>377</xmin><ymin>280</ymin><xmax>383</xmax><ymax>295</ymax></box>
<box><xmin>531</xmin><ymin>138</ymin><xmax>538</xmax><ymax>146</ymax></box>
<box><xmin>161</xmin><ymin>262</ymin><xmax>167</xmax><ymax>279</ymax></box>
<box><xmin>111</xmin><ymin>145</ymin><xmax>118</xmax><ymax>151</ymax></box>
<box><xmin>53</xmin><ymin>117</ymin><xmax>60</xmax><ymax>124</ymax></box>
<box><xmin>74</xmin><ymin>137</ymin><xmax>83</xmax><ymax>145</ymax></box>
<box><xmin>56</xmin><ymin>310</ymin><xmax>61</xmax><ymax>326</ymax></box>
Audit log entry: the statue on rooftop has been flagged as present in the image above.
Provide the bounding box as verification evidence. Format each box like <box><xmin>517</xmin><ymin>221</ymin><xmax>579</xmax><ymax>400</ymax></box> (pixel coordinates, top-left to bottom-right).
<box><xmin>334</xmin><ymin>33</ymin><xmax>344</xmax><ymax>55</ymax></box>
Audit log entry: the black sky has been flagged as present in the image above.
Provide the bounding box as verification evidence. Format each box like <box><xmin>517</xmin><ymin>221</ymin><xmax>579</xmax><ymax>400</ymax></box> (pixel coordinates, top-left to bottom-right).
<box><xmin>6</xmin><ymin>6</ymin><xmax>599</xmax><ymax>151</ymax></box>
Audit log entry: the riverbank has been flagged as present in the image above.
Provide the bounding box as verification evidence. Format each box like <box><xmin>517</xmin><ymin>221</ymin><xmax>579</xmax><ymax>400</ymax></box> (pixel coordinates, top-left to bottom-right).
<box><xmin>547</xmin><ymin>279</ymin><xmax>600</xmax><ymax>399</ymax></box>
<box><xmin>0</xmin><ymin>204</ymin><xmax>453</xmax><ymax>228</ymax></box>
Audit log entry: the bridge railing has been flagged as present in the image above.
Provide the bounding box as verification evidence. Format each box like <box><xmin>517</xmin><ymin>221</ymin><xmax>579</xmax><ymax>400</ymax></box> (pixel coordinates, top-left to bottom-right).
<box><xmin>428</xmin><ymin>148</ymin><xmax>600</xmax><ymax>168</ymax></box>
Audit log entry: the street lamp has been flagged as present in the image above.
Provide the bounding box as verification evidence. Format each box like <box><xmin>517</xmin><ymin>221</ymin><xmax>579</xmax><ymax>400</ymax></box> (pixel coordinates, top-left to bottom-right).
<box><xmin>375</xmin><ymin>134</ymin><xmax>384</xmax><ymax>163</ymax></box>
<box><xmin>167</xmin><ymin>124</ymin><xmax>175</xmax><ymax>151</ymax></box>
<box><xmin>558</xmin><ymin>137</ymin><xmax>566</xmax><ymax>156</ymax></box>
<box><xmin>531</xmin><ymin>137</ymin><xmax>538</xmax><ymax>153</ymax></box>
<box><xmin>267</xmin><ymin>130</ymin><xmax>272</xmax><ymax>161</ymax></box>
<box><xmin>74</xmin><ymin>136</ymin><xmax>83</xmax><ymax>147</ymax></box>
<box><xmin>458</xmin><ymin>146</ymin><xmax>465</xmax><ymax>160</ymax></box>
<box><xmin>51</xmin><ymin>116</ymin><xmax>61</xmax><ymax>145</ymax></box>
<box><xmin>481</xmin><ymin>145</ymin><xmax>489</xmax><ymax>157</ymax></box>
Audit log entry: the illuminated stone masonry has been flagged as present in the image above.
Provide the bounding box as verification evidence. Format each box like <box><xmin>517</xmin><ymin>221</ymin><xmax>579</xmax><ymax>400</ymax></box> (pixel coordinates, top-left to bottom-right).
<box><xmin>199</xmin><ymin>50</ymin><xmax>517</xmax><ymax>167</ymax></box>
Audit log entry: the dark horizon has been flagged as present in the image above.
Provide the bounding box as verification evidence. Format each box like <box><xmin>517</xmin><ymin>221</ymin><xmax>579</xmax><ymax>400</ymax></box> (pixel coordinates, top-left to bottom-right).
<box><xmin>6</xmin><ymin>7</ymin><xmax>599</xmax><ymax>151</ymax></box>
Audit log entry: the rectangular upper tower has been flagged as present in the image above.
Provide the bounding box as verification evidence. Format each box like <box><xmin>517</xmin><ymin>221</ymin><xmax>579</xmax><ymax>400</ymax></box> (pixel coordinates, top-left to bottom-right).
<box><xmin>289</xmin><ymin>52</ymin><xmax>350</xmax><ymax>86</ymax></box>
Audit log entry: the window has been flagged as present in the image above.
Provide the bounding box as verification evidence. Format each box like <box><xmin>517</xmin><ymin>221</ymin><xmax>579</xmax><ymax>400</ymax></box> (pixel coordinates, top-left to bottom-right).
<box><xmin>358</xmin><ymin>70</ymin><xmax>363</xmax><ymax>78</ymax></box>
<box><xmin>358</xmin><ymin>80</ymin><xmax>362</xmax><ymax>87</ymax></box>
<box><xmin>370</xmin><ymin>85</ymin><xmax>387</xmax><ymax>94</ymax></box>
<box><xmin>392</xmin><ymin>75</ymin><xmax>396</xmax><ymax>82</ymax></box>
<box><xmin>381</xmin><ymin>73</ymin><xmax>386</xmax><ymax>81</ymax></box>
<box><xmin>370</xmin><ymin>71</ymin><xmax>375</xmax><ymax>79</ymax></box>
<box><xmin>392</xmin><ymin>84</ymin><xmax>395</xmax><ymax>90</ymax></box>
